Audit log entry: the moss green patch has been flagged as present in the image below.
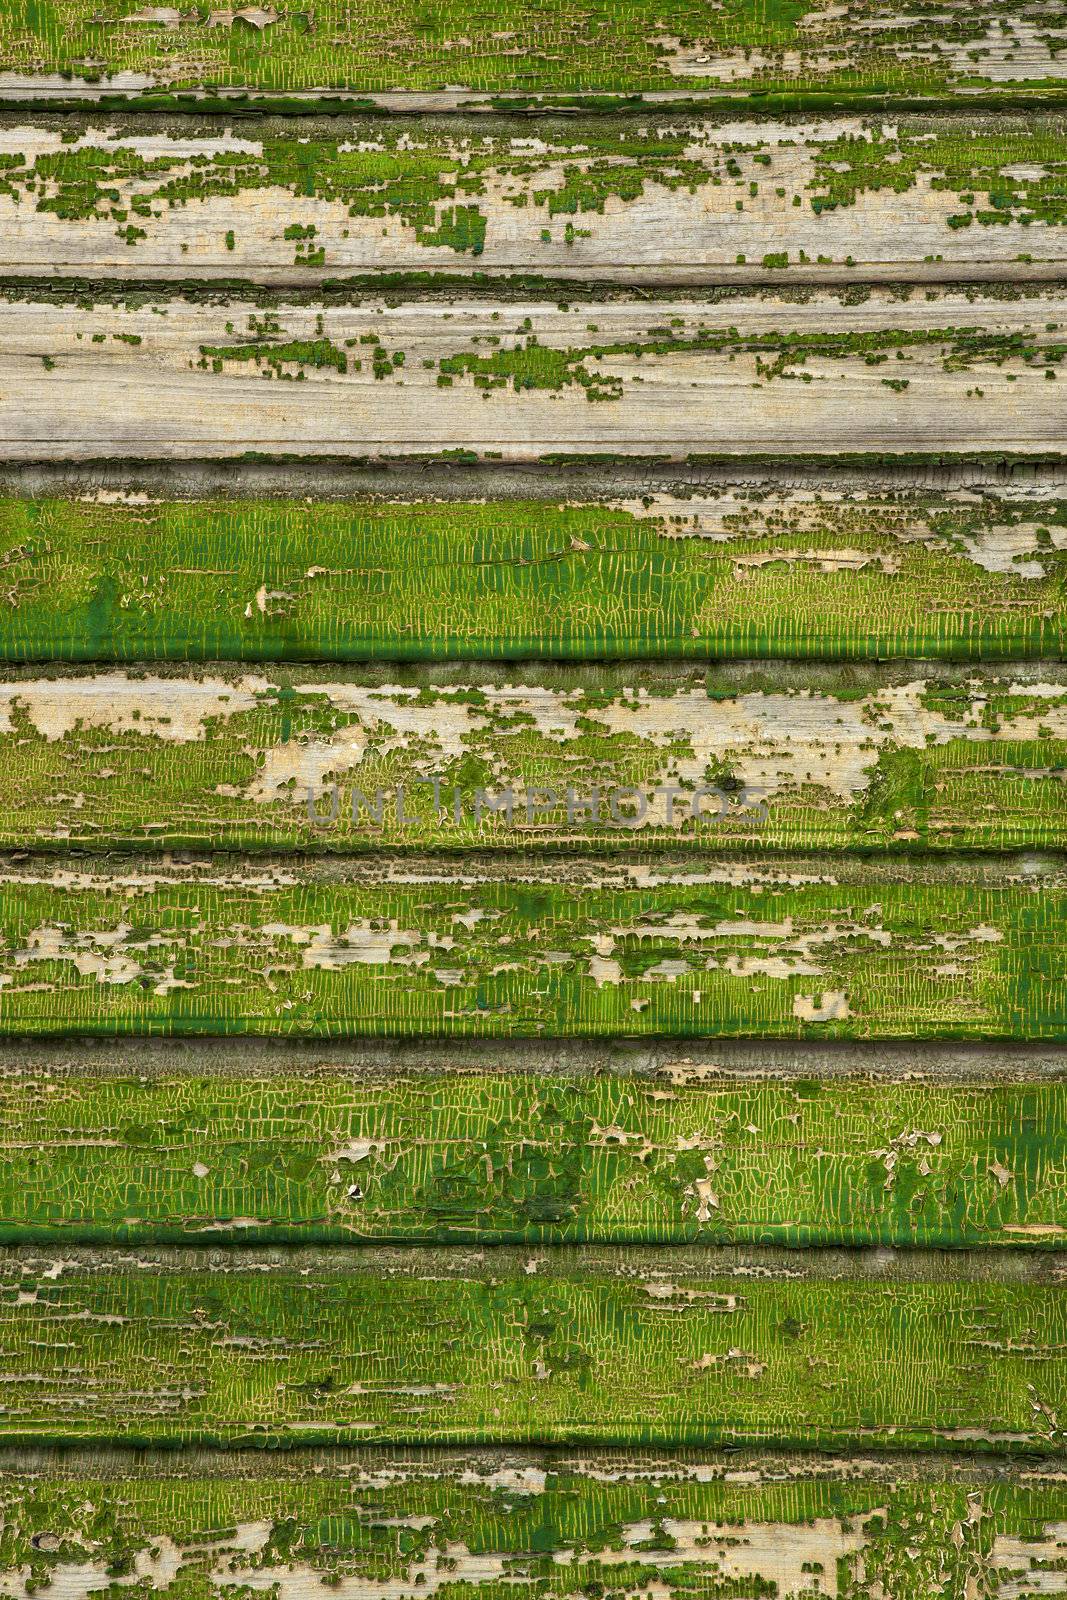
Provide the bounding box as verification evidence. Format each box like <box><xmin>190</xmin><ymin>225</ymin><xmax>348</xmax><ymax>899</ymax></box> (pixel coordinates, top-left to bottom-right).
<box><xmin>809</xmin><ymin>125</ymin><xmax>1067</xmax><ymax>230</ymax></box>
<box><xmin>198</xmin><ymin>336</ymin><xmax>349</xmax><ymax>376</ymax></box>
<box><xmin>438</xmin><ymin>339</ymin><xmax>622</xmax><ymax>400</ymax></box>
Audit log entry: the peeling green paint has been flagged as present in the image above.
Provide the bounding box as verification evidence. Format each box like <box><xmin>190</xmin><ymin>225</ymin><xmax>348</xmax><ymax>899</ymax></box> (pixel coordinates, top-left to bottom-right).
<box><xmin>2</xmin><ymin>491</ymin><xmax>1066</xmax><ymax>661</ymax></box>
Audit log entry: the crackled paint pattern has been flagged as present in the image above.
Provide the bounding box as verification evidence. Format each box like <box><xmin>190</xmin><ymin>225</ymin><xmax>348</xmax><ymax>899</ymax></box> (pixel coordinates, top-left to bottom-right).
<box><xmin>0</xmin><ymin>1447</ymin><xmax>1064</xmax><ymax>1600</ymax></box>
<box><xmin>5</xmin><ymin>662</ymin><xmax>1067</xmax><ymax>851</ymax></box>
<box><xmin>0</xmin><ymin>853</ymin><xmax>1061</xmax><ymax>1039</ymax></box>
<box><xmin>0</xmin><ymin>1037</ymin><xmax>1060</xmax><ymax>1245</ymax></box>
<box><xmin>3</xmin><ymin>486</ymin><xmax>1067</xmax><ymax>661</ymax></box>
<box><xmin>5</xmin><ymin>286</ymin><xmax>1067</xmax><ymax>460</ymax></box>
<box><xmin>2</xmin><ymin>0</ymin><xmax>1067</xmax><ymax>102</ymax></box>
<box><xmin>0</xmin><ymin>1246</ymin><xmax>1060</xmax><ymax>1448</ymax></box>
<box><xmin>1</xmin><ymin>0</ymin><xmax>1065</xmax><ymax>1512</ymax></box>
<box><xmin>2</xmin><ymin>114</ymin><xmax>1067</xmax><ymax>282</ymax></box>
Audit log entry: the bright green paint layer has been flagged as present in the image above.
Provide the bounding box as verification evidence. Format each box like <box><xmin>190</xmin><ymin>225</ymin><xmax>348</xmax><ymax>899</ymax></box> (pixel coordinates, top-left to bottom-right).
<box><xmin>1</xmin><ymin>1447</ymin><xmax>1064</xmax><ymax>1599</ymax></box>
<box><xmin>0</xmin><ymin>1246</ymin><xmax>1059</xmax><ymax>1449</ymax></box>
<box><xmin>2</xmin><ymin>495</ymin><xmax>1066</xmax><ymax>661</ymax></box>
<box><xmin>0</xmin><ymin>1061</ymin><xmax>1059</xmax><ymax>1246</ymax></box>
<box><xmin>0</xmin><ymin>853</ymin><xmax>1066</xmax><ymax>1039</ymax></box>
<box><xmin>2</xmin><ymin>0</ymin><xmax>1066</xmax><ymax>99</ymax></box>
<box><xmin>6</xmin><ymin>663</ymin><xmax>1067</xmax><ymax>853</ymax></box>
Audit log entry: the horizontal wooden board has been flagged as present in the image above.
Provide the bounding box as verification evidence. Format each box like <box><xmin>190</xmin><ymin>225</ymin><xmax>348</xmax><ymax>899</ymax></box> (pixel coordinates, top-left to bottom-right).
<box><xmin>0</xmin><ymin>852</ymin><xmax>1066</xmax><ymax>1039</ymax></box>
<box><xmin>3</xmin><ymin>481</ymin><xmax>1066</xmax><ymax>661</ymax></box>
<box><xmin>6</xmin><ymin>661</ymin><xmax>1067</xmax><ymax>853</ymax></box>
<box><xmin>1</xmin><ymin>1445</ymin><xmax>1065</xmax><ymax>1600</ymax></box>
<box><xmin>3</xmin><ymin>0</ymin><xmax>1067</xmax><ymax>105</ymax></box>
<box><xmin>0</xmin><ymin>1036</ymin><xmax>1060</xmax><ymax>1246</ymax></box>
<box><xmin>2</xmin><ymin>285</ymin><xmax>1067</xmax><ymax>461</ymax></box>
<box><xmin>2</xmin><ymin>112</ymin><xmax>1067</xmax><ymax>285</ymax></box>
<box><xmin>0</xmin><ymin>1245</ymin><xmax>1060</xmax><ymax>1449</ymax></box>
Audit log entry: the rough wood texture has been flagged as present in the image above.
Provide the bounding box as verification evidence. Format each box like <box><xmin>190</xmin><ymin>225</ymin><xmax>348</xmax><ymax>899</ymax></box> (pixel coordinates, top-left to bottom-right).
<box><xmin>5</xmin><ymin>661</ymin><xmax>1067</xmax><ymax>853</ymax></box>
<box><xmin>3</xmin><ymin>1</ymin><xmax>1067</xmax><ymax>105</ymax></box>
<box><xmin>2</xmin><ymin>285</ymin><xmax>1066</xmax><ymax>461</ymax></box>
<box><xmin>2</xmin><ymin>112</ymin><xmax>1067</xmax><ymax>285</ymax></box>
<box><xmin>0</xmin><ymin>1037</ymin><xmax>1060</xmax><ymax>1246</ymax></box>
<box><xmin>0</xmin><ymin>1245</ymin><xmax>1059</xmax><ymax>1449</ymax></box>
<box><xmin>2</xmin><ymin>0</ymin><xmax>1063</xmax><ymax>1503</ymax></box>
<box><xmin>0</xmin><ymin>1445</ymin><xmax>1064</xmax><ymax>1600</ymax></box>
<box><xmin>0</xmin><ymin>852</ymin><xmax>1065</xmax><ymax>1039</ymax></box>
<box><xmin>4</xmin><ymin>478</ymin><xmax>1067</xmax><ymax>660</ymax></box>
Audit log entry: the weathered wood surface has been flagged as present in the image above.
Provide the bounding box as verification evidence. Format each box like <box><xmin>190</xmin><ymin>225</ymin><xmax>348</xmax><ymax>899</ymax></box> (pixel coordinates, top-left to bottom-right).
<box><xmin>3</xmin><ymin>113</ymin><xmax>1067</xmax><ymax>285</ymax></box>
<box><xmin>0</xmin><ymin>1036</ymin><xmax>1061</xmax><ymax>1246</ymax></box>
<box><xmin>7</xmin><ymin>661</ymin><xmax>1067</xmax><ymax>853</ymax></box>
<box><xmin>1</xmin><ymin>1445</ymin><xmax>1065</xmax><ymax>1600</ymax></box>
<box><xmin>4</xmin><ymin>479</ymin><xmax>1067</xmax><ymax>661</ymax></box>
<box><xmin>3</xmin><ymin>1</ymin><xmax>1067</xmax><ymax>106</ymax></box>
<box><xmin>1</xmin><ymin>0</ymin><xmax>1062</xmax><ymax>1505</ymax></box>
<box><xmin>3</xmin><ymin>286</ymin><xmax>1066</xmax><ymax>461</ymax></box>
<box><xmin>0</xmin><ymin>1245</ymin><xmax>1060</xmax><ymax>1449</ymax></box>
<box><xmin>0</xmin><ymin>852</ymin><xmax>1065</xmax><ymax>1039</ymax></box>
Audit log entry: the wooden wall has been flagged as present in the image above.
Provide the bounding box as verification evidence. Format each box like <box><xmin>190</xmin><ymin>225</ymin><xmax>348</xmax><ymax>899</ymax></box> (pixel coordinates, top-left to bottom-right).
<box><xmin>0</xmin><ymin>7</ymin><xmax>1063</xmax><ymax>1593</ymax></box>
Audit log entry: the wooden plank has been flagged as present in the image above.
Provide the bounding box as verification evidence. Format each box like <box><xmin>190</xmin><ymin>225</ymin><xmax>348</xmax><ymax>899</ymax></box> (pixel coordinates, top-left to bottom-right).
<box><xmin>0</xmin><ymin>1445</ymin><xmax>1064</xmax><ymax>1599</ymax></box>
<box><xmin>2</xmin><ymin>112</ymin><xmax>1067</xmax><ymax>286</ymax></box>
<box><xmin>2</xmin><ymin>478</ymin><xmax>1066</xmax><ymax>662</ymax></box>
<box><xmin>0</xmin><ymin>1036</ymin><xmax>1061</xmax><ymax>1246</ymax></box>
<box><xmin>0</xmin><ymin>852</ymin><xmax>1064</xmax><ymax>1040</ymax></box>
<box><xmin>0</xmin><ymin>1245</ymin><xmax>1059</xmax><ymax>1449</ymax></box>
<box><xmin>2</xmin><ymin>285</ymin><xmax>1066</xmax><ymax>461</ymax></box>
<box><xmin>5</xmin><ymin>661</ymin><xmax>1067</xmax><ymax>853</ymax></box>
<box><xmin>3</xmin><ymin>1</ymin><xmax>1067</xmax><ymax>107</ymax></box>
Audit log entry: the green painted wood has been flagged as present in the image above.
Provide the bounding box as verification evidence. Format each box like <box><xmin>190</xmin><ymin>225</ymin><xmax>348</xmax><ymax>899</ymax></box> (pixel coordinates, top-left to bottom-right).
<box><xmin>5</xmin><ymin>284</ymin><xmax>1067</xmax><ymax>461</ymax></box>
<box><xmin>0</xmin><ymin>852</ymin><xmax>1064</xmax><ymax>1040</ymax></box>
<box><xmin>2</xmin><ymin>112</ymin><xmax>1066</xmax><ymax>285</ymax></box>
<box><xmin>0</xmin><ymin>1037</ymin><xmax>1060</xmax><ymax>1246</ymax></box>
<box><xmin>0</xmin><ymin>1445</ymin><xmax>1063</xmax><ymax>1599</ymax></box>
<box><xmin>2</xmin><ymin>0</ymin><xmax>1067</xmax><ymax>105</ymax></box>
<box><xmin>4</xmin><ymin>662</ymin><xmax>1067</xmax><ymax>853</ymax></box>
<box><xmin>0</xmin><ymin>1246</ymin><xmax>1059</xmax><ymax>1449</ymax></box>
<box><xmin>2</xmin><ymin>487</ymin><xmax>1066</xmax><ymax>661</ymax></box>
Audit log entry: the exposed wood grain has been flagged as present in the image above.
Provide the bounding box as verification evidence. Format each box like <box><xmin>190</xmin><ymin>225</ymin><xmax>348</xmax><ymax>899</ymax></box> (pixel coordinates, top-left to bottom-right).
<box><xmin>3</xmin><ymin>479</ymin><xmax>1067</xmax><ymax>660</ymax></box>
<box><xmin>0</xmin><ymin>1245</ymin><xmax>1059</xmax><ymax>1449</ymax></box>
<box><xmin>2</xmin><ymin>0</ymin><xmax>1062</xmax><ymax>1492</ymax></box>
<box><xmin>4</xmin><ymin>661</ymin><xmax>1067</xmax><ymax>853</ymax></box>
<box><xmin>2</xmin><ymin>112</ymin><xmax>1066</xmax><ymax>285</ymax></box>
<box><xmin>0</xmin><ymin>1445</ymin><xmax>1064</xmax><ymax>1600</ymax></box>
<box><xmin>0</xmin><ymin>852</ymin><xmax>1064</xmax><ymax>1039</ymax></box>
<box><xmin>2</xmin><ymin>285</ymin><xmax>1065</xmax><ymax>461</ymax></box>
<box><xmin>3</xmin><ymin>1</ymin><xmax>1067</xmax><ymax>106</ymax></box>
<box><xmin>0</xmin><ymin>1036</ymin><xmax>1060</xmax><ymax>1246</ymax></box>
